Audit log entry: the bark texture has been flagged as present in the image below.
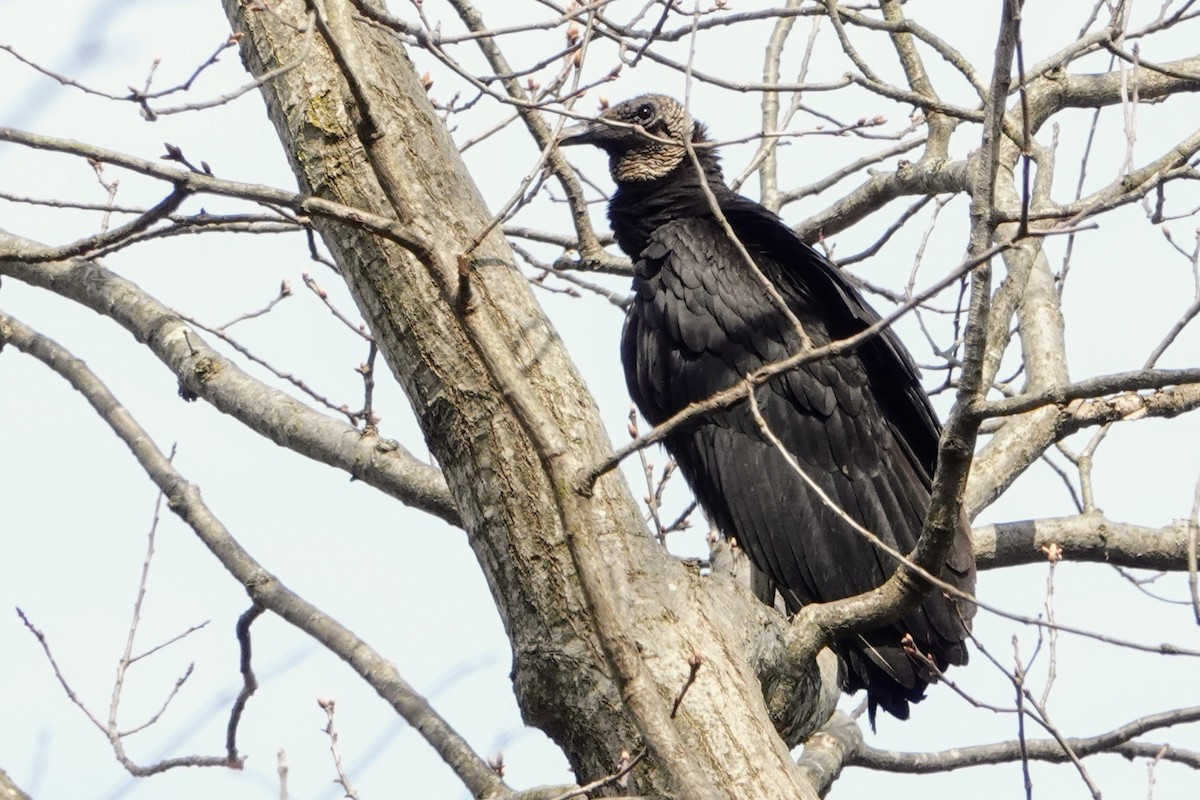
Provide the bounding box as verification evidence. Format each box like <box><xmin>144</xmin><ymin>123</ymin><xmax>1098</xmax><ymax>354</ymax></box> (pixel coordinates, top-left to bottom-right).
<box><xmin>220</xmin><ymin>0</ymin><xmax>832</xmax><ymax>795</ymax></box>
<box><xmin>0</xmin><ymin>770</ymin><xmax>31</xmax><ymax>800</ymax></box>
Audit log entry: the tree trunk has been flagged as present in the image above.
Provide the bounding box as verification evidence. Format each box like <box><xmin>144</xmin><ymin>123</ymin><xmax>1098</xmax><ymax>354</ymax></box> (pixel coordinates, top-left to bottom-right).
<box><xmin>221</xmin><ymin>1</ymin><xmax>830</xmax><ymax>795</ymax></box>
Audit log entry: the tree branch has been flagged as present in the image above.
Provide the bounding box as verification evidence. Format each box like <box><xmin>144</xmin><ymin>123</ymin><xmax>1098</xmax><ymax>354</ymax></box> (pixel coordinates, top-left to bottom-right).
<box><xmin>974</xmin><ymin>513</ymin><xmax>1197</xmax><ymax>571</ymax></box>
<box><xmin>0</xmin><ymin>769</ymin><xmax>32</xmax><ymax>800</ymax></box>
<box><xmin>850</xmin><ymin>705</ymin><xmax>1200</xmax><ymax>772</ymax></box>
<box><xmin>0</xmin><ymin>127</ymin><xmax>439</xmax><ymax>263</ymax></box>
<box><xmin>795</xmin><ymin>712</ymin><xmax>864</xmax><ymax>797</ymax></box>
<box><xmin>0</xmin><ymin>232</ymin><xmax>460</xmax><ymax>527</ymax></box>
<box><xmin>1026</xmin><ymin>55</ymin><xmax>1200</xmax><ymax>133</ymax></box>
<box><xmin>794</xmin><ymin>0</ymin><xmax>1023</xmax><ymax>646</ymax></box>
<box><xmin>979</xmin><ymin>368</ymin><xmax>1200</xmax><ymax>418</ymax></box>
<box><xmin>0</xmin><ymin>309</ymin><xmax>505</xmax><ymax>798</ymax></box>
<box><xmin>968</xmin><ymin>383</ymin><xmax>1200</xmax><ymax>518</ymax></box>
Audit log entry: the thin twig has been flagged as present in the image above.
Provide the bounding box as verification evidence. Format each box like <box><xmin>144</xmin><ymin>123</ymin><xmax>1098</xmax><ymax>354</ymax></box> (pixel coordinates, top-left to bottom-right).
<box><xmin>218</xmin><ymin>280</ymin><xmax>293</xmax><ymax>330</ymax></box>
<box><xmin>1189</xmin><ymin>475</ymin><xmax>1200</xmax><ymax>625</ymax></box>
<box><xmin>0</xmin><ymin>309</ymin><xmax>499</xmax><ymax>793</ymax></box>
<box><xmin>544</xmin><ymin>748</ymin><xmax>648</xmax><ymax>800</ymax></box>
<box><xmin>319</xmin><ymin>698</ymin><xmax>361</xmax><ymax>800</ymax></box>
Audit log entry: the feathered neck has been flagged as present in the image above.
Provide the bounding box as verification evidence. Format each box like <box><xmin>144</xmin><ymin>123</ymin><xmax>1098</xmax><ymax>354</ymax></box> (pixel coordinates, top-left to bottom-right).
<box><xmin>607</xmin><ymin>124</ymin><xmax>729</xmax><ymax>257</ymax></box>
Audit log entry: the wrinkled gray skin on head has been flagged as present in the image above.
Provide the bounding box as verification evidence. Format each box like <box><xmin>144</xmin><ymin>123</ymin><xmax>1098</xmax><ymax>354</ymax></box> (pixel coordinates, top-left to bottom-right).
<box><xmin>559</xmin><ymin>94</ymin><xmax>696</xmax><ymax>182</ymax></box>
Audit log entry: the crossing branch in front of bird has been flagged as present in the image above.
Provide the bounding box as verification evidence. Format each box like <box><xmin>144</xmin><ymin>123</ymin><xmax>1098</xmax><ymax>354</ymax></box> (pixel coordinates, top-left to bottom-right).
<box><xmin>744</xmin><ymin>375</ymin><xmax>1200</xmax><ymax>660</ymax></box>
<box><xmin>576</xmin><ymin>239</ymin><xmax>1009</xmax><ymax>497</ymax></box>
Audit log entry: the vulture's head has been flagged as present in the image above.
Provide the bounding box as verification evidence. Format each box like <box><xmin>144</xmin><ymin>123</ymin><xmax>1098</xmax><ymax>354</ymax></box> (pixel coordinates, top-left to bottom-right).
<box><xmin>559</xmin><ymin>94</ymin><xmax>700</xmax><ymax>183</ymax></box>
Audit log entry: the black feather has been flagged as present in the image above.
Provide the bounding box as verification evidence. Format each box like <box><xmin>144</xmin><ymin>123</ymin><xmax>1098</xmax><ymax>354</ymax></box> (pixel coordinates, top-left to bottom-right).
<box><xmin>564</xmin><ymin>95</ymin><xmax>976</xmax><ymax>726</ymax></box>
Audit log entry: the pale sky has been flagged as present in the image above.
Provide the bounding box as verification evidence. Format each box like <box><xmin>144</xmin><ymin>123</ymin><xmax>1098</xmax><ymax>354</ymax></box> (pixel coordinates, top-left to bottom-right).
<box><xmin>2</xmin><ymin>2</ymin><xmax>1199</xmax><ymax>798</ymax></box>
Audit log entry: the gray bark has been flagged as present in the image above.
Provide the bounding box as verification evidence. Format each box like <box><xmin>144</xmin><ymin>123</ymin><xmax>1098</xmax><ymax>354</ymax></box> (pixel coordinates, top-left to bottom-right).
<box><xmin>0</xmin><ymin>770</ymin><xmax>31</xmax><ymax>800</ymax></box>
<box><xmin>220</xmin><ymin>0</ymin><xmax>832</xmax><ymax>795</ymax></box>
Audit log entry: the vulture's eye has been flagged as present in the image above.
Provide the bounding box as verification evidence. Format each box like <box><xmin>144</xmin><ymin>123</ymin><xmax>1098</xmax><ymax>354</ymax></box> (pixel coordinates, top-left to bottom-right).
<box><xmin>633</xmin><ymin>103</ymin><xmax>654</xmax><ymax>124</ymax></box>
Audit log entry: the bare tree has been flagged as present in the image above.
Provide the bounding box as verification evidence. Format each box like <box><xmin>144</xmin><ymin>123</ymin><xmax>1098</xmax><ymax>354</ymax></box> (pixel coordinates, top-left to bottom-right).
<box><xmin>2</xmin><ymin>1</ymin><xmax>1199</xmax><ymax>798</ymax></box>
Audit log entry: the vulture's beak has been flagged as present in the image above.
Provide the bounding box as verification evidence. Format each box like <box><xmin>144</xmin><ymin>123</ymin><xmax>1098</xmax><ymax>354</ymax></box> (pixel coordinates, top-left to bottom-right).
<box><xmin>557</xmin><ymin>121</ymin><xmax>597</xmax><ymax>147</ymax></box>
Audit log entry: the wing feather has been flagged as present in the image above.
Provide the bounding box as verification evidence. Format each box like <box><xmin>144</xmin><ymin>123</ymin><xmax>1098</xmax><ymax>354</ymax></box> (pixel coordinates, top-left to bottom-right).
<box><xmin>621</xmin><ymin>211</ymin><xmax>974</xmax><ymax>723</ymax></box>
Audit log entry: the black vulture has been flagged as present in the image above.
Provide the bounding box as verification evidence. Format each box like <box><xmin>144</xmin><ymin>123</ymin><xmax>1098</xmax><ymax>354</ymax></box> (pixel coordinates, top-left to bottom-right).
<box><xmin>560</xmin><ymin>94</ymin><xmax>976</xmax><ymax>725</ymax></box>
